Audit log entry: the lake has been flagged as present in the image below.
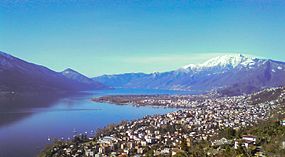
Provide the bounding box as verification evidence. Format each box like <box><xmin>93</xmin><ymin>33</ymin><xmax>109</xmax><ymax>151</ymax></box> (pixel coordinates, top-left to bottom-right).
<box><xmin>0</xmin><ymin>89</ymin><xmax>193</xmax><ymax>157</ymax></box>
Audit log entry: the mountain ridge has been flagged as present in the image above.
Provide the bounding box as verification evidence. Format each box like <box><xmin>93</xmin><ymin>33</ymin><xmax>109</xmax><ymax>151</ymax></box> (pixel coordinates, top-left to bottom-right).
<box><xmin>0</xmin><ymin>51</ymin><xmax>106</xmax><ymax>93</ymax></box>
<box><xmin>61</xmin><ymin>68</ymin><xmax>107</xmax><ymax>89</ymax></box>
<box><xmin>93</xmin><ymin>54</ymin><xmax>285</xmax><ymax>95</ymax></box>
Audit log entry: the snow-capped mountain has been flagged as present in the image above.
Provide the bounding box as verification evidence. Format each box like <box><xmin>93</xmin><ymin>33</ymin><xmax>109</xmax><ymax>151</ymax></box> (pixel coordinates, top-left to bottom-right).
<box><xmin>0</xmin><ymin>51</ymin><xmax>106</xmax><ymax>93</ymax></box>
<box><xmin>182</xmin><ymin>54</ymin><xmax>258</xmax><ymax>71</ymax></box>
<box><xmin>93</xmin><ymin>54</ymin><xmax>285</xmax><ymax>95</ymax></box>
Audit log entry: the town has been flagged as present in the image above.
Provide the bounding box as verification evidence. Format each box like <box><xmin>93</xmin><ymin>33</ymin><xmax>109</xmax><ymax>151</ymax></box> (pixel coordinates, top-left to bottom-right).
<box><xmin>92</xmin><ymin>92</ymin><xmax>219</xmax><ymax>108</ymax></box>
<box><xmin>41</xmin><ymin>87</ymin><xmax>285</xmax><ymax>157</ymax></box>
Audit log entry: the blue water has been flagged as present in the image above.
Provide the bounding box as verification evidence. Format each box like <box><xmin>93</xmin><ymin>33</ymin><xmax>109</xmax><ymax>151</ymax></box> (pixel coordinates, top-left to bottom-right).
<box><xmin>0</xmin><ymin>89</ymin><xmax>193</xmax><ymax>157</ymax></box>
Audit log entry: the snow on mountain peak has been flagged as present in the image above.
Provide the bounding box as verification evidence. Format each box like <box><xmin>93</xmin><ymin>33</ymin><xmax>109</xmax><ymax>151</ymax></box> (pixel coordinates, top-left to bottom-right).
<box><xmin>201</xmin><ymin>54</ymin><xmax>254</xmax><ymax>68</ymax></box>
<box><xmin>182</xmin><ymin>64</ymin><xmax>196</xmax><ymax>69</ymax></box>
<box><xmin>182</xmin><ymin>54</ymin><xmax>257</xmax><ymax>71</ymax></box>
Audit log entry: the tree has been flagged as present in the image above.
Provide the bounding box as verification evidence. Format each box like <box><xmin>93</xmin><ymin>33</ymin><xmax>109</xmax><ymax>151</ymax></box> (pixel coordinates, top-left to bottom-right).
<box><xmin>180</xmin><ymin>138</ymin><xmax>189</xmax><ymax>151</ymax></box>
<box><xmin>223</xmin><ymin>127</ymin><xmax>236</xmax><ymax>139</ymax></box>
<box><xmin>174</xmin><ymin>151</ymin><xmax>188</xmax><ymax>157</ymax></box>
<box><xmin>145</xmin><ymin>149</ymin><xmax>154</xmax><ymax>157</ymax></box>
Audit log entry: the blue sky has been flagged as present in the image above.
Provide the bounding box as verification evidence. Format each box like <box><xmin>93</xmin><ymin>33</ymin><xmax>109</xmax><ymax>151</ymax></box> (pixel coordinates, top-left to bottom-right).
<box><xmin>1</xmin><ymin>0</ymin><xmax>285</xmax><ymax>77</ymax></box>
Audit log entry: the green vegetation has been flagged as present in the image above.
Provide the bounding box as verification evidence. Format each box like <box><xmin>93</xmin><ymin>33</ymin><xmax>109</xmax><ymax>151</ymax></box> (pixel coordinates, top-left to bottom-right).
<box><xmin>179</xmin><ymin>110</ymin><xmax>285</xmax><ymax>157</ymax></box>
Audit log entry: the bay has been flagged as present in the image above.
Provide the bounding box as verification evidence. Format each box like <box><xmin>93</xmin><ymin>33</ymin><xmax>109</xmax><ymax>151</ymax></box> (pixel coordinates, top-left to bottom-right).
<box><xmin>0</xmin><ymin>89</ymin><xmax>193</xmax><ymax>157</ymax></box>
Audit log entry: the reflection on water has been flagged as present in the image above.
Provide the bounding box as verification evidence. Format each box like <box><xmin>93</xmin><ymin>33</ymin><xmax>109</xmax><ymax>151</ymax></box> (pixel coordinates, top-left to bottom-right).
<box><xmin>0</xmin><ymin>93</ymin><xmax>81</xmax><ymax>127</ymax></box>
<box><xmin>0</xmin><ymin>89</ymin><xmax>191</xmax><ymax>157</ymax></box>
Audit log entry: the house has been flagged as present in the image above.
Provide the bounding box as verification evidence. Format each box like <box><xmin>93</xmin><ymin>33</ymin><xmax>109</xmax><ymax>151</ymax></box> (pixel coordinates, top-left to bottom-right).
<box><xmin>171</xmin><ymin>148</ymin><xmax>182</xmax><ymax>156</ymax></box>
<box><xmin>141</xmin><ymin>141</ymin><xmax>147</xmax><ymax>146</ymax></box>
<box><xmin>98</xmin><ymin>136</ymin><xmax>117</xmax><ymax>145</ymax></box>
<box><xmin>242</xmin><ymin>135</ymin><xmax>256</xmax><ymax>143</ymax></box>
<box><xmin>85</xmin><ymin>149</ymin><xmax>94</xmax><ymax>156</ymax></box>
<box><xmin>242</xmin><ymin>135</ymin><xmax>256</xmax><ymax>148</ymax></box>
<box><xmin>234</xmin><ymin>141</ymin><xmax>239</xmax><ymax>149</ymax></box>
<box><xmin>211</xmin><ymin>138</ymin><xmax>231</xmax><ymax>146</ymax></box>
<box><xmin>145</xmin><ymin>137</ymin><xmax>155</xmax><ymax>144</ymax></box>
<box><xmin>137</xmin><ymin>148</ymin><xmax>144</xmax><ymax>154</ymax></box>
<box><xmin>161</xmin><ymin>148</ymin><xmax>170</xmax><ymax>155</ymax></box>
<box><xmin>282</xmin><ymin>141</ymin><xmax>285</xmax><ymax>149</ymax></box>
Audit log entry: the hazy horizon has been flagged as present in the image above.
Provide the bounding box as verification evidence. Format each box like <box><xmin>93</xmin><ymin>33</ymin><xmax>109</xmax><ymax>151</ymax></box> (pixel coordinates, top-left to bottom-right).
<box><xmin>1</xmin><ymin>1</ymin><xmax>285</xmax><ymax>77</ymax></box>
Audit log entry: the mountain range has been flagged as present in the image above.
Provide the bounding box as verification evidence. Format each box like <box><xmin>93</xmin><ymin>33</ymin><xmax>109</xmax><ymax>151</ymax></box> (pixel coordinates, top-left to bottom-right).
<box><xmin>93</xmin><ymin>54</ymin><xmax>285</xmax><ymax>95</ymax></box>
<box><xmin>0</xmin><ymin>51</ymin><xmax>106</xmax><ymax>93</ymax></box>
<box><xmin>1</xmin><ymin>51</ymin><xmax>285</xmax><ymax>96</ymax></box>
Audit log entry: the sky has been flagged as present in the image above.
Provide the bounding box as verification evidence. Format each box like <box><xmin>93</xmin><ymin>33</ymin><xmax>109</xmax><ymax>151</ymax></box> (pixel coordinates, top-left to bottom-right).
<box><xmin>1</xmin><ymin>0</ymin><xmax>285</xmax><ymax>77</ymax></box>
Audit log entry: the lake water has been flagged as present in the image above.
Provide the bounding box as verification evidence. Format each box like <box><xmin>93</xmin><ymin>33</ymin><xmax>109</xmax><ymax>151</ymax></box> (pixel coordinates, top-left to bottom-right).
<box><xmin>0</xmin><ymin>89</ymin><xmax>193</xmax><ymax>157</ymax></box>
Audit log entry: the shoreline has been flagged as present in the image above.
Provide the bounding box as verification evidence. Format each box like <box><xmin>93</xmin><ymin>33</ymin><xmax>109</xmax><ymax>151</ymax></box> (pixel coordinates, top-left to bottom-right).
<box><xmin>40</xmin><ymin>86</ymin><xmax>285</xmax><ymax>156</ymax></box>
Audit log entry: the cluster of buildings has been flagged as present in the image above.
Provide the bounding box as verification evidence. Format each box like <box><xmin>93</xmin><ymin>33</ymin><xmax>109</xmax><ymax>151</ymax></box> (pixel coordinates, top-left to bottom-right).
<box><xmin>47</xmin><ymin>87</ymin><xmax>285</xmax><ymax>157</ymax></box>
<box><xmin>92</xmin><ymin>93</ymin><xmax>216</xmax><ymax>108</ymax></box>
